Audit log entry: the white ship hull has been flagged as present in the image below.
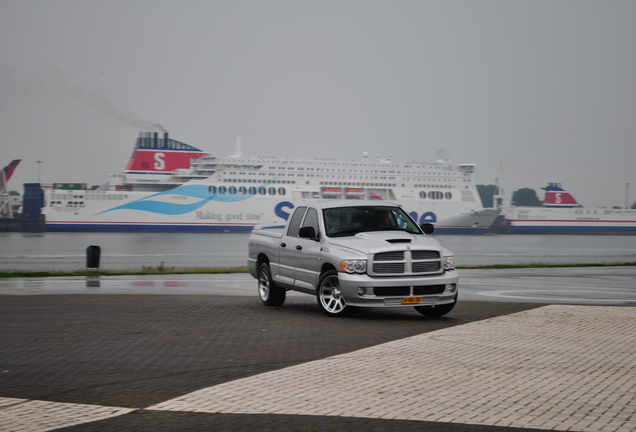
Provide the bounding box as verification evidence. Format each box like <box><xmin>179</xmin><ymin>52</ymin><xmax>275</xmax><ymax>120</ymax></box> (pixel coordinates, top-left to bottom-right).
<box><xmin>42</xmin><ymin>132</ymin><xmax>500</xmax><ymax>234</ymax></box>
<box><xmin>503</xmin><ymin>182</ymin><xmax>636</xmax><ymax>235</ymax></box>
<box><xmin>44</xmin><ymin>185</ymin><xmax>499</xmax><ymax>234</ymax></box>
<box><xmin>505</xmin><ymin>207</ymin><xmax>636</xmax><ymax>234</ymax></box>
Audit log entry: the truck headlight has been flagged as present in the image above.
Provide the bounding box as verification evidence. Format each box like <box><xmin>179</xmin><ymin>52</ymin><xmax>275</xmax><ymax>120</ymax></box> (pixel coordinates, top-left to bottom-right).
<box><xmin>443</xmin><ymin>255</ymin><xmax>456</xmax><ymax>271</ymax></box>
<box><xmin>341</xmin><ymin>260</ymin><xmax>367</xmax><ymax>274</ymax></box>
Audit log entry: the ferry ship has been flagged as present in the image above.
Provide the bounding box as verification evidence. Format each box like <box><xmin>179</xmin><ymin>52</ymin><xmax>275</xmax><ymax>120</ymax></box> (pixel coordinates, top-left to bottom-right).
<box><xmin>504</xmin><ymin>183</ymin><xmax>636</xmax><ymax>234</ymax></box>
<box><xmin>42</xmin><ymin>132</ymin><xmax>499</xmax><ymax>234</ymax></box>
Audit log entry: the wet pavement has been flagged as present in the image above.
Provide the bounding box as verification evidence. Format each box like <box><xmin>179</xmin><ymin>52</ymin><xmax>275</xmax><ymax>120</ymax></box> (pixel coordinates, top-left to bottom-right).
<box><xmin>1</xmin><ymin>267</ymin><xmax>635</xmax><ymax>431</ymax></box>
<box><xmin>1</xmin><ymin>266</ymin><xmax>635</xmax><ymax>306</ymax></box>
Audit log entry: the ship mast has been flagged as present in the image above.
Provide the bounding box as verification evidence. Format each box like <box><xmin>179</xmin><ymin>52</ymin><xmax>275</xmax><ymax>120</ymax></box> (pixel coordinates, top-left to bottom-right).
<box><xmin>494</xmin><ymin>160</ymin><xmax>506</xmax><ymax>210</ymax></box>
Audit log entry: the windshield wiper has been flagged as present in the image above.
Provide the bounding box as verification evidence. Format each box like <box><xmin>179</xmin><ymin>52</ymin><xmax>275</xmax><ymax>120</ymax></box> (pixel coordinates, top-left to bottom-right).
<box><xmin>371</xmin><ymin>227</ymin><xmax>418</xmax><ymax>234</ymax></box>
<box><xmin>329</xmin><ymin>229</ymin><xmax>362</xmax><ymax>237</ymax></box>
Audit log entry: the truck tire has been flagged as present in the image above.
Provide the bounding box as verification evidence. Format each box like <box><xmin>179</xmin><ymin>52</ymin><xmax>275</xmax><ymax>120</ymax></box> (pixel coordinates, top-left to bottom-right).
<box><xmin>316</xmin><ymin>270</ymin><xmax>359</xmax><ymax>317</ymax></box>
<box><xmin>258</xmin><ymin>263</ymin><xmax>286</xmax><ymax>306</ymax></box>
<box><xmin>414</xmin><ymin>294</ymin><xmax>457</xmax><ymax>317</ymax></box>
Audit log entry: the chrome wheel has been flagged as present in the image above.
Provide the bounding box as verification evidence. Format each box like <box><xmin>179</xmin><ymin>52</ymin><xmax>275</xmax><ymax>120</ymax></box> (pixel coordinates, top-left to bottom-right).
<box><xmin>320</xmin><ymin>275</ymin><xmax>345</xmax><ymax>314</ymax></box>
<box><xmin>258</xmin><ymin>263</ymin><xmax>285</xmax><ymax>306</ymax></box>
<box><xmin>258</xmin><ymin>266</ymin><xmax>271</xmax><ymax>301</ymax></box>
<box><xmin>316</xmin><ymin>270</ymin><xmax>359</xmax><ymax>317</ymax></box>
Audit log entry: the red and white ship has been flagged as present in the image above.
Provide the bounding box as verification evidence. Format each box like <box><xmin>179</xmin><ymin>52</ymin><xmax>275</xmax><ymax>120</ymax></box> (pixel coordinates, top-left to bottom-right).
<box><xmin>40</xmin><ymin>132</ymin><xmax>500</xmax><ymax>233</ymax></box>
<box><xmin>505</xmin><ymin>183</ymin><xmax>636</xmax><ymax>234</ymax></box>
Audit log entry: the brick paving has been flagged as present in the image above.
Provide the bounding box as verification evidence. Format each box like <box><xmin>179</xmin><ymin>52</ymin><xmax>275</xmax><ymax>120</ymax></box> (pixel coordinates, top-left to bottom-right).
<box><xmin>1</xmin><ymin>293</ymin><xmax>634</xmax><ymax>431</ymax></box>
<box><xmin>150</xmin><ymin>305</ymin><xmax>636</xmax><ymax>432</ymax></box>
<box><xmin>0</xmin><ymin>398</ymin><xmax>133</xmax><ymax>432</ymax></box>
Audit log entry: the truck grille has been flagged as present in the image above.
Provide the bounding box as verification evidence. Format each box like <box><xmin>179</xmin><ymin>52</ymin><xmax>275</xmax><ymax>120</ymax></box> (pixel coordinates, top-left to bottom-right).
<box><xmin>413</xmin><ymin>284</ymin><xmax>446</xmax><ymax>295</ymax></box>
<box><xmin>373</xmin><ymin>286</ymin><xmax>410</xmax><ymax>296</ymax></box>
<box><xmin>412</xmin><ymin>251</ymin><xmax>439</xmax><ymax>260</ymax></box>
<box><xmin>372</xmin><ymin>284</ymin><xmax>446</xmax><ymax>297</ymax></box>
<box><xmin>373</xmin><ymin>262</ymin><xmax>405</xmax><ymax>273</ymax></box>
<box><xmin>374</xmin><ymin>251</ymin><xmax>404</xmax><ymax>261</ymax></box>
<box><xmin>371</xmin><ymin>250</ymin><xmax>442</xmax><ymax>276</ymax></box>
<box><xmin>413</xmin><ymin>262</ymin><xmax>441</xmax><ymax>273</ymax></box>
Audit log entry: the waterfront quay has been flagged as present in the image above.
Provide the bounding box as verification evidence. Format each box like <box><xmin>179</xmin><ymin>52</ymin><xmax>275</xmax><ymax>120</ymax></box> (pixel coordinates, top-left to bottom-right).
<box><xmin>1</xmin><ymin>277</ymin><xmax>635</xmax><ymax>431</ymax></box>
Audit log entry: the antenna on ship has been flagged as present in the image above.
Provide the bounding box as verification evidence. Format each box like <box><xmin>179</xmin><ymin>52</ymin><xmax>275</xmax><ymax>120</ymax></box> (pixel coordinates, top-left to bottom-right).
<box><xmin>494</xmin><ymin>160</ymin><xmax>506</xmax><ymax>210</ymax></box>
<box><xmin>231</xmin><ymin>134</ymin><xmax>243</xmax><ymax>158</ymax></box>
<box><xmin>436</xmin><ymin>149</ymin><xmax>451</xmax><ymax>165</ymax></box>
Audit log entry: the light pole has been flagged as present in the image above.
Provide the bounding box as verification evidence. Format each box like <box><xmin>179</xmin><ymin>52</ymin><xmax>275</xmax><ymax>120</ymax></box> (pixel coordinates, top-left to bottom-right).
<box><xmin>37</xmin><ymin>161</ymin><xmax>43</xmax><ymax>184</ymax></box>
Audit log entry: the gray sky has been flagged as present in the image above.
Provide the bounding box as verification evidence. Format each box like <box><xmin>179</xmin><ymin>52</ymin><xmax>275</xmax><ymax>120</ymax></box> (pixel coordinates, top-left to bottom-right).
<box><xmin>1</xmin><ymin>0</ymin><xmax>635</xmax><ymax>208</ymax></box>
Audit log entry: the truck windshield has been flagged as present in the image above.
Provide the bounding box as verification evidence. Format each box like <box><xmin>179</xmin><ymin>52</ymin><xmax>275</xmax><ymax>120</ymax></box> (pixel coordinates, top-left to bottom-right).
<box><xmin>323</xmin><ymin>206</ymin><xmax>422</xmax><ymax>237</ymax></box>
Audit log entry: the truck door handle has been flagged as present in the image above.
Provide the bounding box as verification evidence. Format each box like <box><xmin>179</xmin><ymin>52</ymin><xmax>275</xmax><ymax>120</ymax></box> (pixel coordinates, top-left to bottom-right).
<box><xmin>281</xmin><ymin>243</ymin><xmax>286</xmax><ymax>247</ymax></box>
<box><xmin>296</xmin><ymin>245</ymin><xmax>302</xmax><ymax>250</ymax></box>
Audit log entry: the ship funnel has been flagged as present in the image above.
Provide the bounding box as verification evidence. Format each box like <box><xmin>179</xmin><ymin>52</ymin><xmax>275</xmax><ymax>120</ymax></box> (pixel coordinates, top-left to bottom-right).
<box><xmin>232</xmin><ymin>134</ymin><xmax>243</xmax><ymax>157</ymax></box>
<box><xmin>164</xmin><ymin>132</ymin><xmax>169</xmax><ymax>148</ymax></box>
<box><xmin>542</xmin><ymin>183</ymin><xmax>579</xmax><ymax>208</ymax></box>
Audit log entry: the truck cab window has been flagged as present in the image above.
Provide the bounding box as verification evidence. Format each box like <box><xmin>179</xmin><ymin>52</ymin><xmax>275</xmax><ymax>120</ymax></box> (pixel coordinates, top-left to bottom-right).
<box><xmin>286</xmin><ymin>206</ymin><xmax>307</xmax><ymax>237</ymax></box>
<box><xmin>302</xmin><ymin>208</ymin><xmax>320</xmax><ymax>234</ymax></box>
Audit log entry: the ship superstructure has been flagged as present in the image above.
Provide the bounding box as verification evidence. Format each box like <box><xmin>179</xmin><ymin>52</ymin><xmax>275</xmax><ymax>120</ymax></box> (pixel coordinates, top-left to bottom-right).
<box><xmin>504</xmin><ymin>183</ymin><xmax>636</xmax><ymax>234</ymax></box>
<box><xmin>42</xmin><ymin>132</ymin><xmax>499</xmax><ymax>233</ymax></box>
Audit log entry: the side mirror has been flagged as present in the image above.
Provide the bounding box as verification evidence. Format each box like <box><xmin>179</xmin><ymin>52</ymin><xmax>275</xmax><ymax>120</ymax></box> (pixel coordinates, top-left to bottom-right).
<box><xmin>420</xmin><ymin>223</ymin><xmax>434</xmax><ymax>234</ymax></box>
<box><xmin>298</xmin><ymin>226</ymin><xmax>318</xmax><ymax>240</ymax></box>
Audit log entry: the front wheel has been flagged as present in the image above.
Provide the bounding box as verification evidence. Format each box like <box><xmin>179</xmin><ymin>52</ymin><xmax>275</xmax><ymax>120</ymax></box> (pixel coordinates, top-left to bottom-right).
<box><xmin>316</xmin><ymin>270</ymin><xmax>359</xmax><ymax>317</ymax></box>
<box><xmin>414</xmin><ymin>294</ymin><xmax>457</xmax><ymax>317</ymax></box>
<box><xmin>258</xmin><ymin>263</ymin><xmax>286</xmax><ymax>306</ymax></box>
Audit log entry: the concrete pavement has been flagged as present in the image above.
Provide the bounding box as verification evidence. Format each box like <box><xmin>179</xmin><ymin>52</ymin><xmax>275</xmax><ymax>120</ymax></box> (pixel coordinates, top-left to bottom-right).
<box><xmin>1</xmin><ymin>282</ymin><xmax>635</xmax><ymax>431</ymax></box>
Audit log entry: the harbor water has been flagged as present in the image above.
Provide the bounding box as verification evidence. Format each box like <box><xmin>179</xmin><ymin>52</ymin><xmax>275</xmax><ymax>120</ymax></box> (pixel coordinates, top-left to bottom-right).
<box><xmin>1</xmin><ymin>232</ymin><xmax>635</xmax><ymax>272</ymax></box>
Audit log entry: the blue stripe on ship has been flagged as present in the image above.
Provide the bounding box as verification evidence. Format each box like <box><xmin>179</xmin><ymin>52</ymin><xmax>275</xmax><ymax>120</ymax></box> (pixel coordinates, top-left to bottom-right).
<box><xmin>46</xmin><ymin>223</ymin><xmax>489</xmax><ymax>234</ymax></box>
<box><xmin>510</xmin><ymin>226</ymin><xmax>636</xmax><ymax>234</ymax></box>
<box><xmin>46</xmin><ymin>224</ymin><xmax>256</xmax><ymax>233</ymax></box>
<box><xmin>433</xmin><ymin>226</ymin><xmax>490</xmax><ymax>234</ymax></box>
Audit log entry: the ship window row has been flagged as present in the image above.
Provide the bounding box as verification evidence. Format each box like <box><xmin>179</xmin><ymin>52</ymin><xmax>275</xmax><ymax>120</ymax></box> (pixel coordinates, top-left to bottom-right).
<box><xmin>209</xmin><ymin>186</ymin><xmax>287</xmax><ymax>196</ymax></box>
<box><xmin>50</xmin><ymin>193</ymin><xmax>127</xmax><ymax>201</ymax></box>
<box><xmin>415</xmin><ymin>184</ymin><xmax>452</xmax><ymax>189</ymax></box>
<box><xmin>419</xmin><ymin>191</ymin><xmax>453</xmax><ymax>200</ymax></box>
<box><xmin>260</xmin><ymin>170</ymin><xmax>457</xmax><ymax>180</ymax></box>
<box><xmin>223</xmin><ymin>178</ymin><xmax>295</xmax><ymax>184</ymax></box>
<box><xmin>263</xmin><ymin>165</ymin><xmax>455</xmax><ymax>175</ymax></box>
<box><xmin>50</xmin><ymin>201</ymin><xmax>86</xmax><ymax>207</ymax></box>
<box><xmin>321</xmin><ymin>181</ymin><xmax>396</xmax><ymax>187</ymax></box>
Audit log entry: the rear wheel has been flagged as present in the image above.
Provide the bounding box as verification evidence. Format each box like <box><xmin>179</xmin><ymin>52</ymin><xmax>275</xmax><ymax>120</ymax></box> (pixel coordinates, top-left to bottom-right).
<box><xmin>258</xmin><ymin>263</ymin><xmax>286</xmax><ymax>306</ymax></box>
<box><xmin>316</xmin><ymin>270</ymin><xmax>359</xmax><ymax>317</ymax></box>
<box><xmin>414</xmin><ymin>294</ymin><xmax>457</xmax><ymax>317</ymax></box>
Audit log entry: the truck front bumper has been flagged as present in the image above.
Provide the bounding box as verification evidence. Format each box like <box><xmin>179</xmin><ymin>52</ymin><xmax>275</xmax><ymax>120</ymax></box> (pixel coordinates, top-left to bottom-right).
<box><xmin>337</xmin><ymin>269</ymin><xmax>459</xmax><ymax>308</ymax></box>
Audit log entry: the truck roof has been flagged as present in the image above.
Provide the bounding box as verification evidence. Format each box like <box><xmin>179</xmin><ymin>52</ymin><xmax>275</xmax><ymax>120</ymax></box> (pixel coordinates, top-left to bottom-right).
<box><xmin>303</xmin><ymin>200</ymin><xmax>400</xmax><ymax>209</ymax></box>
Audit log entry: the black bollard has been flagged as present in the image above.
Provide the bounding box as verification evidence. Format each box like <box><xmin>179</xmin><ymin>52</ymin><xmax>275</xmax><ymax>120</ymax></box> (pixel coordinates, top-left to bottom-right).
<box><xmin>86</xmin><ymin>245</ymin><xmax>101</xmax><ymax>269</ymax></box>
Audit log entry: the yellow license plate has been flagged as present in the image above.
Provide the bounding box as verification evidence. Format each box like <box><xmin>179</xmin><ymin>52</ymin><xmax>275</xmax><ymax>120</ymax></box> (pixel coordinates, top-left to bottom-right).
<box><xmin>402</xmin><ymin>296</ymin><xmax>422</xmax><ymax>304</ymax></box>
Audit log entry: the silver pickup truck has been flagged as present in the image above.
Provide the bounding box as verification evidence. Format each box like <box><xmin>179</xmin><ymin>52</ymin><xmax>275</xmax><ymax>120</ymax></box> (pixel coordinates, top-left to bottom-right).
<box><xmin>247</xmin><ymin>200</ymin><xmax>458</xmax><ymax>317</ymax></box>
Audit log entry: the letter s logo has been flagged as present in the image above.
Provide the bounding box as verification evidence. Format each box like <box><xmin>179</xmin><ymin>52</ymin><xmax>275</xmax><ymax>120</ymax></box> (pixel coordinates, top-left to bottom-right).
<box><xmin>555</xmin><ymin>193</ymin><xmax>561</xmax><ymax>204</ymax></box>
<box><xmin>275</xmin><ymin>201</ymin><xmax>294</xmax><ymax>221</ymax></box>
<box><xmin>154</xmin><ymin>153</ymin><xmax>166</xmax><ymax>170</ymax></box>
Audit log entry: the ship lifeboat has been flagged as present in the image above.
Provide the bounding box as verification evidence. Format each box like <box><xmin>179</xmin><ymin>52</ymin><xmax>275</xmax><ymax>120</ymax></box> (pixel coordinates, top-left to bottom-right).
<box><xmin>344</xmin><ymin>187</ymin><xmax>365</xmax><ymax>200</ymax></box>
<box><xmin>321</xmin><ymin>187</ymin><xmax>343</xmax><ymax>198</ymax></box>
<box><xmin>345</xmin><ymin>188</ymin><xmax>364</xmax><ymax>194</ymax></box>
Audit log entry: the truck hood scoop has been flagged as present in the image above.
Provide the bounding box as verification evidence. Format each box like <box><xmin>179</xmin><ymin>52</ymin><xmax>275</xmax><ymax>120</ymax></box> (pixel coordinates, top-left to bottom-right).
<box><xmin>386</xmin><ymin>238</ymin><xmax>412</xmax><ymax>243</ymax></box>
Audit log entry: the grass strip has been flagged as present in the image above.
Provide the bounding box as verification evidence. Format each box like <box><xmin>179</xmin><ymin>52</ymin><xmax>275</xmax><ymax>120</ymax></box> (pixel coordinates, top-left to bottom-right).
<box><xmin>0</xmin><ymin>266</ymin><xmax>250</xmax><ymax>279</ymax></box>
<box><xmin>0</xmin><ymin>262</ymin><xmax>635</xmax><ymax>279</ymax></box>
<box><xmin>457</xmin><ymin>261</ymin><xmax>636</xmax><ymax>269</ymax></box>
